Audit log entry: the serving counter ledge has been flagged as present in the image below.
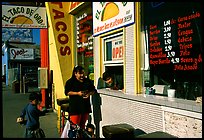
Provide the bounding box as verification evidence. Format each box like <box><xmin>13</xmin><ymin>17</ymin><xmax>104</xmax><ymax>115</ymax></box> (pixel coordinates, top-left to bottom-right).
<box><xmin>97</xmin><ymin>88</ymin><xmax>202</xmax><ymax>114</ymax></box>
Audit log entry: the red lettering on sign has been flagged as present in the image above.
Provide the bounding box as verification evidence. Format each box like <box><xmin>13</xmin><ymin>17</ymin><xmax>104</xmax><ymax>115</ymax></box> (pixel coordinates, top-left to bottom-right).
<box><xmin>58</xmin><ymin>33</ymin><xmax>69</xmax><ymax>44</ymax></box>
<box><xmin>51</xmin><ymin>2</ymin><xmax>71</xmax><ymax>56</ymax></box>
<box><xmin>56</xmin><ymin>21</ymin><xmax>67</xmax><ymax>31</ymax></box>
<box><xmin>112</xmin><ymin>46</ymin><xmax>123</xmax><ymax>60</ymax></box>
<box><xmin>60</xmin><ymin>46</ymin><xmax>71</xmax><ymax>56</ymax></box>
<box><xmin>52</xmin><ymin>9</ymin><xmax>64</xmax><ymax>19</ymax></box>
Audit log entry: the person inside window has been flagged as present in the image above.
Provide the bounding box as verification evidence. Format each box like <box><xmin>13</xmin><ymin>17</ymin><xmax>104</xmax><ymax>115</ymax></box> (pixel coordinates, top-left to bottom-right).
<box><xmin>102</xmin><ymin>70</ymin><xmax>124</xmax><ymax>91</ymax></box>
<box><xmin>64</xmin><ymin>65</ymin><xmax>97</xmax><ymax>131</ymax></box>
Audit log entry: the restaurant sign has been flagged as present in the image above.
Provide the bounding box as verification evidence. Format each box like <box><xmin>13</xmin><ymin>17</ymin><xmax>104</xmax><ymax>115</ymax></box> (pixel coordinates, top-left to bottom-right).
<box><xmin>2</xmin><ymin>5</ymin><xmax>47</xmax><ymax>28</ymax></box>
<box><xmin>10</xmin><ymin>48</ymin><xmax>34</xmax><ymax>60</ymax></box>
<box><xmin>93</xmin><ymin>2</ymin><xmax>134</xmax><ymax>36</ymax></box>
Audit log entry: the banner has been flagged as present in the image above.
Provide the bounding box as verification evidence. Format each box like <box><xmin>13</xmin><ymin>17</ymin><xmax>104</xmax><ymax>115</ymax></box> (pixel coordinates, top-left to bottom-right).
<box><xmin>45</xmin><ymin>2</ymin><xmax>73</xmax><ymax>85</ymax></box>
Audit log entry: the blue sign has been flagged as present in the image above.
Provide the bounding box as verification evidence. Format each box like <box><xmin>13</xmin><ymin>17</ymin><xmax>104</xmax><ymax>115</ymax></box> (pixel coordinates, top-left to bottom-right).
<box><xmin>2</xmin><ymin>28</ymin><xmax>33</xmax><ymax>43</ymax></box>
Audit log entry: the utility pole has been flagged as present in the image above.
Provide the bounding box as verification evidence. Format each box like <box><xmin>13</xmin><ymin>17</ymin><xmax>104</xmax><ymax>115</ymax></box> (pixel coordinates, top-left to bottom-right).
<box><xmin>20</xmin><ymin>63</ymin><xmax>22</xmax><ymax>93</ymax></box>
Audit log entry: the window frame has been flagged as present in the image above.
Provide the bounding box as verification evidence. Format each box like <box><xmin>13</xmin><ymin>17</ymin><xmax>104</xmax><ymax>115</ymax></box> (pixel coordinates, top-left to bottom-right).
<box><xmin>102</xmin><ymin>32</ymin><xmax>124</xmax><ymax>65</ymax></box>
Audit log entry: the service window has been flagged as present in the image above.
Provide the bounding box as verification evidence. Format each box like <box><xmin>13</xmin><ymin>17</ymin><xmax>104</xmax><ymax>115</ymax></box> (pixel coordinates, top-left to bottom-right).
<box><xmin>102</xmin><ymin>31</ymin><xmax>124</xmax><ymax>84</ymax></box>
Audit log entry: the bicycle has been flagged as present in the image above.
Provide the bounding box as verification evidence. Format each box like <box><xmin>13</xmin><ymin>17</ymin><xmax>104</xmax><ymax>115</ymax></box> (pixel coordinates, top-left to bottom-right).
<box><xmin>62</xmin><ymin>115</ymin><xmax>93</xmax><ymax>138</ymax></box>
<box><xmin>16</xmin><ymin>117</ymin><xmax>45</xmax><ymax>138</ymax></box>
<box><xmin>68</xmin><ymin>120</ymin><xmax>92</xmax><ymax>138</ymax></box>
<box><xmin>57</xmin><ymin>97</ymin><xmax>95</xmax><ymax>138</ymax></box>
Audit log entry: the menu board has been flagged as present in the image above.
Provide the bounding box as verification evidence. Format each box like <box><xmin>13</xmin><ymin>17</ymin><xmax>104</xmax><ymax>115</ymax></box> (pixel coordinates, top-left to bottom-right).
<box><xmin>75</xmin><ymin>8</ymin><xmax>94</xmax><ymax>80</ymax></box>
<box><xmin>76</xmin><ymin>12</ymin><xmax>94</xmax><ymax>57</ymax></box>
<box><xmin>144</xmin><ymin>2</ymin><xmax>202</xmax><ymax>82</ymax></box>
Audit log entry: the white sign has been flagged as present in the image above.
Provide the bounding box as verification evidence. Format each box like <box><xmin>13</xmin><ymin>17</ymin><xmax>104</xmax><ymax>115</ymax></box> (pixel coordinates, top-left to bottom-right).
<box><xmin>93</xmin><ymin>2</ymin><xmax>134</xmax><ymax>36</ymax></box>
<box><xmin>38</xmin><ymin>67</ymin><xmax>48</xmax><ymax>89</ymax></box>
<box><xmin>10</xmin><ymin>48</ymin><xmax>34</xmax><ymax>60</ymax></box>
<box><xmin>2</xmin><ymin>5</ymin><xmax>47</xmax><ymax>28</ymax></box>
<box><xmin>112</xmin><ymin>39</ymin><xmax>124</xmax><ymax>61</ymax></box>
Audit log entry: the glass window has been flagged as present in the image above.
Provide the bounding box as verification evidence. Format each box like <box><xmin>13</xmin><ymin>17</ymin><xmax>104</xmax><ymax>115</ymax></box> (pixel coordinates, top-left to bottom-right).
<box><xmin>105</xmin><ymin>41</ymin><xmax>112</xmax><ymax>61</ymax></box>
<box><xmin>75</xmin><ymin>6</ymin><xmax>94</xmax><ymax>82</ymax></box>
<box><xmin>142</xmin><ymin>2</ymin><xmax>202</xmax><ymax>100</ymax></box>
<box><xmin>103</xmin><ymin>32</ymin><xmax>124</xmax><ymax>64</ymax></box>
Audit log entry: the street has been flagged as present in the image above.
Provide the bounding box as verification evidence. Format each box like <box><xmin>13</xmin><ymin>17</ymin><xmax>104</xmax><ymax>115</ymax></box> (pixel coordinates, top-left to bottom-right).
<box><xmin>2</xmin><ymin>83</ymin><xmax>60</xmax><ymax>138</ymax></box>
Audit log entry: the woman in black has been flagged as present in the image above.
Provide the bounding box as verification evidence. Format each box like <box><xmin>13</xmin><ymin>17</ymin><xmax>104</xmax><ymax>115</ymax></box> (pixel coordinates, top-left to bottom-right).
<box><xmin>64</xmin><ymin>65</ymin><xmax>96</xmax><ymax>130</ymax></box>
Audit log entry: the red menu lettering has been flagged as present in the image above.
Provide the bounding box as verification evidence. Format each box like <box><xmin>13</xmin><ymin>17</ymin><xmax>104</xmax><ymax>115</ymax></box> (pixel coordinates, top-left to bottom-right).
<box><xmin>148</xmin><ymin>11</ymin><xmax>202</xmax><ymax>71</ymax></box>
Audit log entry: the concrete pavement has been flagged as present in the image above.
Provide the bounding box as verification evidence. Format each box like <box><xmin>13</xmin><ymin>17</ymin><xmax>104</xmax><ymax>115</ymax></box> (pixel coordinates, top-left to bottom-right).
<box><xmin>2</xmin><ymin>83</ymin><xmax>60</xmax><ymax>138</ymax></box>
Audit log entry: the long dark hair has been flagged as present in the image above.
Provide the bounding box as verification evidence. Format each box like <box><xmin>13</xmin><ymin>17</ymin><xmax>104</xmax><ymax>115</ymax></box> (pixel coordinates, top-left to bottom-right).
<box><xmin>71</xmin><ymin>65</ymin><xmax>84</xmax><ymax>79</ymax></box>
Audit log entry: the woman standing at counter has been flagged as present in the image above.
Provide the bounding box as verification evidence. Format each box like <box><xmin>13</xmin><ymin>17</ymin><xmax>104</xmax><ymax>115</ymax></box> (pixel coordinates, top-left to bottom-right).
<box><xmin>64</xmin><ymin>65</ymin><xmax>97</xmax><ymax>130</ymax></box>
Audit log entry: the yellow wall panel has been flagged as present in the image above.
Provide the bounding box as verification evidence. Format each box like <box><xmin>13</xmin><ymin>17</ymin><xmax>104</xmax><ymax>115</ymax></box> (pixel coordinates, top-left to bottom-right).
<box><xmin>46</xmin><ymin>2</ymin><xmax>74</xmax><ymax>102</ymax></box>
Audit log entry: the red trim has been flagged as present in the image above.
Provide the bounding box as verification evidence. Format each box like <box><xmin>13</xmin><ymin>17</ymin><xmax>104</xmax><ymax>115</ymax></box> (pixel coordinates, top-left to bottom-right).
<box><xmin>40</xmin><ymin>29</ymin><xmax>49</xmax><ymax>108</ymax></box>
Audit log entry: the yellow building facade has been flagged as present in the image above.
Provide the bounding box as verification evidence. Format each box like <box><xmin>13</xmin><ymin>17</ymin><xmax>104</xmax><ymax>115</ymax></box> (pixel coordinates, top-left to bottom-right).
<box><xmin>45</xmin><ymin>2</ymin><xmax>202</xmax><ymax>138</ymax></box>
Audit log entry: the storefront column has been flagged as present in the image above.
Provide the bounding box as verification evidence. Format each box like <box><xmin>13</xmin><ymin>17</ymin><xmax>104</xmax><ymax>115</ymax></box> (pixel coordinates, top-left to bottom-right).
<box><xmin>40</xmin><ymin>28</ymin><xmax>49</xmax><ymax>109</ymax></box>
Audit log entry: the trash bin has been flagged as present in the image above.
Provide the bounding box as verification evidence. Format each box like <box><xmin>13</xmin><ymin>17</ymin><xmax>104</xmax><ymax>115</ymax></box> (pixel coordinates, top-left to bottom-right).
<box><xmin>12</xmin><ymin>80</ymin><xmax>20</xmax><ymax>93</ymax></box>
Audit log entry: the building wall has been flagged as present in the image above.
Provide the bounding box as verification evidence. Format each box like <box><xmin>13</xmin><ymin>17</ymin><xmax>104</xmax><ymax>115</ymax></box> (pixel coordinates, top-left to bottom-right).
<box><xmin>99</xmin><ymin>93</ymin><xmax>163</xmax><ymax>138</ymax></box>
<box><xmin>2</xmin><ymin>45</ymin><xmax>40</xmax><ymax>86</ymax></box>
<box><xmin>33</xmin><ymin>29</ymin><xmax>40</xmax><ymax>45</ymax></box>
<box><xmin>125</xmin><ymin>25</ymin><xmax>136</xmax><ymax>94</ymax></box>
<box><xmin>163</xmin><ymin>109</ymin><xmax>202</xmax><ymax>138</ymax></box>
<box><xmin>97</xmin><ymin>92</ymin><xmax>202</xmax><ymax>138</ymax></box>
<box><xmin>43</xmin><ymin>2</ymin><xmax>202</xmax><ymax>138</ymax></box>
<box><xmin>2</xmin><ymin>45</ymin><xmax>9</xmax><ymax>84</ymax></box>
<box><xmin>7</xmin><ymin>68</ymin><xmax>18</xmax><ymax>86</ymax></box>
<box><xmin>2</xmin><ymin>28</ymin><xmax>40</xmax><ymax>86</ymax></box>
<box><xmin>94</xmin><ymin>36</ymin><xmax>102</xmax><ymax>86</ymax></box>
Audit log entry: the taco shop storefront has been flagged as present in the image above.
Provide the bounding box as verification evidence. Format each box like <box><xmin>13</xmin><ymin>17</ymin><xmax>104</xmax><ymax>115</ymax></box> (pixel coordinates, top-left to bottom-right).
<box><xmin>45</xmin><ymin>2</ymin><xmax>202</xmax><ymax>138</ymax></box>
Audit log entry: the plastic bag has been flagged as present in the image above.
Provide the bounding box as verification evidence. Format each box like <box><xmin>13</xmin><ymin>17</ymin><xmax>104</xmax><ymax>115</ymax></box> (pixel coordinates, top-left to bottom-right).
<box><xmin>61</xmin><ymin>120</ymin><xmax>71</xmax><ymax>138</ymax></box>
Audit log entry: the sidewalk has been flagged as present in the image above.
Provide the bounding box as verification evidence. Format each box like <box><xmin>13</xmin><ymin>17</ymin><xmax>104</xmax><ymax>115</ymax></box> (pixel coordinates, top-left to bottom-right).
<box><xmin>2</xmin><ymin>83</ymin><xmax>60</xmax><ymax>138</ymax></box>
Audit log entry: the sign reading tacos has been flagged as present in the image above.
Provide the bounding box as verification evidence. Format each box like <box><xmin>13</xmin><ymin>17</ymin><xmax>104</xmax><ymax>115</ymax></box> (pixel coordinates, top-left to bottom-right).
<box><xmin>2</xmin><ymin>5</ymin><xmax>47</xmax><ymax>28</ymax></box>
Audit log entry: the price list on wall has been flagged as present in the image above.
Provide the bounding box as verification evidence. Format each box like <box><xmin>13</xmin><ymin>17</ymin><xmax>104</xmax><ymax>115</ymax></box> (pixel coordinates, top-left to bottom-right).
<box><xmin>147</xmin><ymin>3</ymin><xmax>202</xmax><ymax>73</ymax></box>
<box><xmin>76</xmin><ymin>12</ymin><xmax>94</xmax><ymax>58</ymax></box>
